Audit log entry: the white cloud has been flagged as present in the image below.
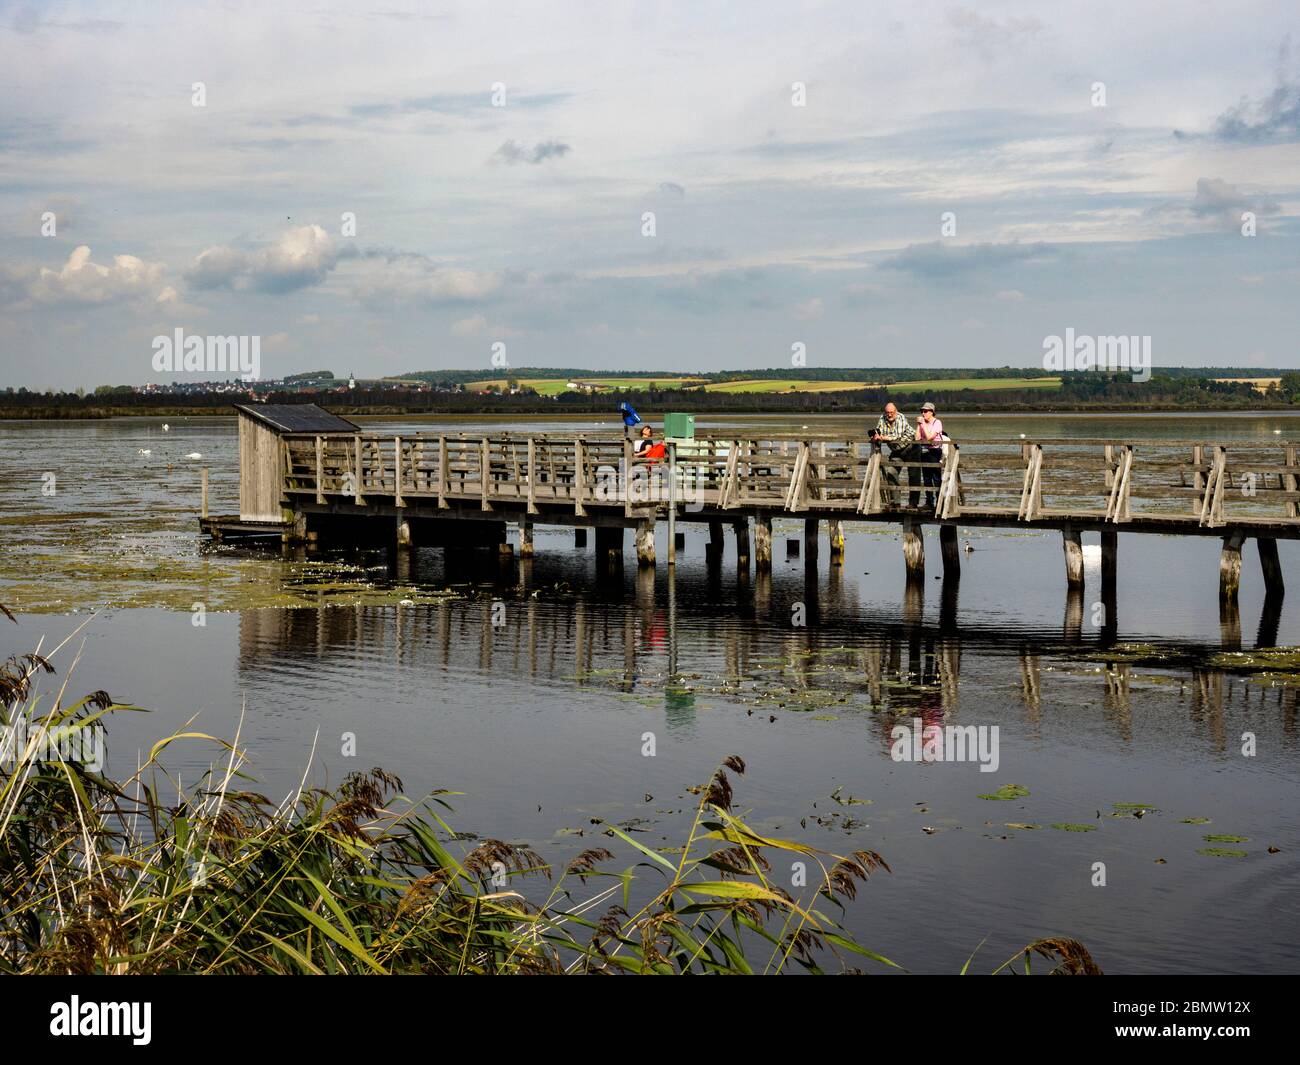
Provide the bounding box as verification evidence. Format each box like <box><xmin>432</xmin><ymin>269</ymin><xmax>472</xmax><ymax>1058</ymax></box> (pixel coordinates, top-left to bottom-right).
<box><xmin>1</xmin><ymin>245</ymin><xmax>170</xmax><ymax>309</ymax></box>
<box><xmin>185</xmin><ymin>225</ymin><xmax>339</xmax><ymax>293</ymax></box>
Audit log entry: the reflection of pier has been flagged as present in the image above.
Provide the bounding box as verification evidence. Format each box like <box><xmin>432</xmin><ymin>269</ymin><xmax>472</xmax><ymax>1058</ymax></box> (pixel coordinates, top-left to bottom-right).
<box><xmin>235</xmin><ymin>552</ymin><xmax>1296</xmax><ymax>755</ymax></box>
<box><xmin>202</xmin><ymin>405</ymin><xmax>1297</xmax><ymax>612</ymax></box>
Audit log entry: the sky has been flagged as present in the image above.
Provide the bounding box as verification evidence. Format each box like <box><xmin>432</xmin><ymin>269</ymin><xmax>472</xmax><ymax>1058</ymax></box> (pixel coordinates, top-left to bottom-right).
<box><xmin>1</xmin><ymin>0</ymin><xmax>1298</xmax><ymax>390</ymax></box>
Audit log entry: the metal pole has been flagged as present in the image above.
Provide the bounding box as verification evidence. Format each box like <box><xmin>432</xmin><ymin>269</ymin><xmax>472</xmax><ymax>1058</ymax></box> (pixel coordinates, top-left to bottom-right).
<box><xmin>667</xmin><ymin>441</ymin><xmax>677</xmax><ymax>565</ymax></box>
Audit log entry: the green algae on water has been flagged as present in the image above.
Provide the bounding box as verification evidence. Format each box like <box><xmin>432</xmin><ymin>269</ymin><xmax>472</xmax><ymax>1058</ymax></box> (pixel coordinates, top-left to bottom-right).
<box><xmin>978</xmin><ymin>783</ymin><xmax>1030</xmax><ymax>801</ymax></box>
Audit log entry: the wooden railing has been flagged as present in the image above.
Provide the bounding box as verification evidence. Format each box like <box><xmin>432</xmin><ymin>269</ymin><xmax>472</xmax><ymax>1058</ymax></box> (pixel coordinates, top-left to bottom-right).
<box><xmin>279</xmin><ymin>432</ymin><xmax>1300</xmax><ymax>528</ymax></box>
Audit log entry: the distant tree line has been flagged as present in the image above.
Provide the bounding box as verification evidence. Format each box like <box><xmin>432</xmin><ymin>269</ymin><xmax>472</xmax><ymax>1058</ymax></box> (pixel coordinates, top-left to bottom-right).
<box><xmin>2</xmin><ymin>369</ymin><xmax>1297</xmax><ymax>418</ymax></box>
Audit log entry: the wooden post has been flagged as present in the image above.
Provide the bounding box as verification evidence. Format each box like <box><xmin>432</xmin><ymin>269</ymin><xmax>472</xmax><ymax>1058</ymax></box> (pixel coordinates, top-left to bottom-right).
<box><xmin>828</xmin><ymin>519</ymin><xmax>845</xmax><ymax>564</ymax></box>
<box><xmin>574</xmin><ymin>438</ymin><xmax>587</xmax><ymax>517</ymax></box>
<box><xmin>707</xmin><ymin>520</ymin><xmax>725</xmax><ymax>566</ymax></box>
<box><xmin>314</xmin><ymin>436</ymin><xmax>325</xmax><ymax>503</ymax></box>
<box><xmin>754</xmin><ymin>512</ymin><xmax>772</xmax><ymax>571</ymax></box>
<box><xmin>636</xmin><ymin>519</ymin><xmax>655</xmax><ymax>567</ymax></box>
<box><xmin>1258</xmin><ymin>537</ymin><xmax>1284</xmax><ymax>597</ymax></box>
<box><xmin>734</xmin><ymin>519</ymin><xmax>751</xmax><ymax>570</ymax></box>
<box><xmin>480</xmin><ymin>437</ymin><xmax>492</xmax><ymax>511</ymax></box>
<box><xmin>1062</xmin><ymin>526</ymin><xmax>1084</xmax><ymax>589</ymax></box>
<box><xmin>200</xmin><ymin>467</ymin><xmax>209</xmax><ymax>519</ymax></box>
<box><xmin>804</xmin><ymin>518</ymin><xmax>819</xmax><ymax>565</ymax></box>
<box><xmin>437</xmin><ymin>435</ymin><xmax>449</xmax><ymax>509</ymax></box>
<box><xmin>527</xmin><ymin>437</ymin><xmax>538</xmax><ymax>514</ymax></box>
<box><xmin>353</xmin><ymin>434</ymin><xmax>365</xmax><ymax>504</ymax></box>
<box><xmin>519</xmin><ymin>520</ymin><xmax>534</xmax><ymax>558</ymax></box>
<box><xmin>940</xmin><ymin>523</ymin><xmax>960</xmax><ymax>577</ymax></box>
<box><xmin>394</xmin><ymin>436</ymin><xmax>405</xmax><ymax>507</ymax></box>
<box><xmin>1220</xmin><ymin>531</ymin><xmax>1245</xmax><ymax>601</ymax></box>
<box><xmin>396</xmin><ymin>516</ymin><xmax>412</xmax><ymax>548</ymax></box>
<box><xmin>1101</xmin><ymin>530</ymin><xmax>1118</xmax><ymax>598</ymax></box>
<box><xmin>903</xmin><ymin>517</ymin><xmax>924</xmax><ymax>578</ymax></box>
<box><xmin>1286</xmin><ymin>445</ymin><xmax>1298</xmax><ymax>519</ymax></box>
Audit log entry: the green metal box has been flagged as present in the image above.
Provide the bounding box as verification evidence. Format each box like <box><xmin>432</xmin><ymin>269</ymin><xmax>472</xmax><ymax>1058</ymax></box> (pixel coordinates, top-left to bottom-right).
<box><xmin>663</xmin><ymin>412</ymin><xmax>695</xmax><ymax>440</ymax></box>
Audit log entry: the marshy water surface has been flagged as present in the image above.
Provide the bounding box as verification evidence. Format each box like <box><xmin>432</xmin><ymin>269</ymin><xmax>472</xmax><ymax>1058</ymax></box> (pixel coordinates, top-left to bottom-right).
<box><xmin>2</xmin><ymin>412</ymin><xmax>1299</xmax><ymax>974</ymax></box>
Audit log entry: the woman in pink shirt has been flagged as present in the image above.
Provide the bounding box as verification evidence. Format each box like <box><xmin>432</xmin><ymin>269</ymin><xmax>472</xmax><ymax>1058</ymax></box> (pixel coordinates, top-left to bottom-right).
<box><xmin>916</xmin><ymin>402</ymin><xmax>944</xmax><ymax>510</ymax></box>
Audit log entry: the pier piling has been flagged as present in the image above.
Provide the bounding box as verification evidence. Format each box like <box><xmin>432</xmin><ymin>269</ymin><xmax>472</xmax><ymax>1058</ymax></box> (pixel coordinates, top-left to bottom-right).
<box><xmin>754</xmin><ymin>513</ymin><xmax>772</xmax><ymax>571</ymax></box>
<box><xmin>734</xmin><ymin>519</ymin><xmax>750</xmax><ymax>571</ymax></box>
<box><xmin>1219</xmin><ymin>532</ymin><xmax>1245</xmax><ymax>601</ymax></box>
<box><xmin>1062</xmin><ymin>526</ymin><xmax>1084</xmax><ymax>589</ymax></box>
<box><xmin>903</xmin><ymin>517</ymin><xmax>925</xmax><ymax>578</ymax></box>
<box><xmin>828</xmin><ymin>519</ymin><xmax>845</xmax><ymax>565</ymax></box>
<box><xmin>940</xmin><ymin>524</ymin><xmax>960</xmax><ymax>577</ymax></box>
<box><xmin>1101</xmin><ymin>531</ymin><xmax>1118</xmax><ymax>598</ymax></box>
<box><xmin>1258</xmin><ymin>536</ymin><xmax>1284</xmax><ymax>597</ymax></box>
<box><xmin>635</xmin><ymin>520</ymin><xmax>655</xmax><ymax>567</ymax></box>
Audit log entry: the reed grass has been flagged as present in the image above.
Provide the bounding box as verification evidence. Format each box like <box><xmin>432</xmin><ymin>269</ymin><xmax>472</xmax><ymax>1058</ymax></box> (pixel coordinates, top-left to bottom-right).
<box><xmin>0</xmin><ymin>608</ymin><xmax>1099</xmax><ymax>975</ymax></box>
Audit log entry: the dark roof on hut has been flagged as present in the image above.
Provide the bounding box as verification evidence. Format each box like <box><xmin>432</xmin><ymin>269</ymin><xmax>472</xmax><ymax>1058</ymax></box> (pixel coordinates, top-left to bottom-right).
<box><xmin>233</xmin><ymin>403</ymin><xmax>359</xmax><ymax>434</ymax></box>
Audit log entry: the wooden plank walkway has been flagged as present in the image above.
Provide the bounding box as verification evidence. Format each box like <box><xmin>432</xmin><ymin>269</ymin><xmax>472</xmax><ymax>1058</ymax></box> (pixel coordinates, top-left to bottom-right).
<box><xmin>202</xmin><ymin>429</ymin><xmax>1300</xmax><ymax>602</ymax></box>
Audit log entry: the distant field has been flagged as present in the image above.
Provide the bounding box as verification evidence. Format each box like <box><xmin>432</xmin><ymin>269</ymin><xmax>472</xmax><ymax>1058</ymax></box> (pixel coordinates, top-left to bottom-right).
<box><xmin>469</xmin><ymin>376</ymin><xmax>705</xmax><ymax>395</ymax></box>
<box><xmin>701</xmin><ymin>379</ymin><xmax>876</xmax><ymax>394</ymax></box>
<box><xmin>1214</xmin><ymin>377</ymin><xmax>1280</xmax><ymax>392</ymax></box>
<box><xmin>884</xmin><ymin>377</ymin><xmax>1060</xmax><ymax>393</ymax></box>
<box><xmin>465</xmin><ymin>375</ymin><xmax>1060</xmax><ymax>396</ymax></box>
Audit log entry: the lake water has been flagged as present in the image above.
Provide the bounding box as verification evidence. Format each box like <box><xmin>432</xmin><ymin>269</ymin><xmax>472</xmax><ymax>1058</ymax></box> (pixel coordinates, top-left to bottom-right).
<box><xmin>2</xmin><ymin>412</ymin><xmax>1298</xmax><ymax>974</ymax></box>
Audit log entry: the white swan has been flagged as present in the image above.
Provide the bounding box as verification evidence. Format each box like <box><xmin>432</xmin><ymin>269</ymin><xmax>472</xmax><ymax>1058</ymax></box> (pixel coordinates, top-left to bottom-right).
<box><xmin>138</xmin><ymin>448</ymin><xmax>151</xmax><ymax>455</ymax></box>
<box><xmin>184</xmin><ymin>452</ymin><xmax>202</xmax><ymax>460</ymax></box>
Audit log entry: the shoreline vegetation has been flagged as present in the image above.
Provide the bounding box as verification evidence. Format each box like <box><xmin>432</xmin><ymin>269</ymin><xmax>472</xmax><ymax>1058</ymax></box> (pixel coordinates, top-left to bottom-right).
<box><xmin>0</xmin><ymin>608</ymin><xmax>1100</xmax><ymax>975</ymax></box>
<box><xmin>5</xmin><ymin>367</ymin><xmax>1300</xmax><ymax>419</ymax></box>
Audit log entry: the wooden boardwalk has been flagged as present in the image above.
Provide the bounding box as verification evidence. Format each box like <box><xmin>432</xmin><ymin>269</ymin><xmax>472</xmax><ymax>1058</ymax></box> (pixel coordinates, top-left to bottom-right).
<box><xmin>199</xmin><ymin>406</ymin><xmax>1298</xmax><ymax>604</ymax></box>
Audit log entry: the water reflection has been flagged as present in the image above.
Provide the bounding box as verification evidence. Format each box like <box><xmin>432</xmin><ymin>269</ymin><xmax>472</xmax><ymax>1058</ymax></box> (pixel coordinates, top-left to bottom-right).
<box><xmin>234</xmin><ymin>545</ymin><xmax>1299</xmax><ymax>761</ymax></box>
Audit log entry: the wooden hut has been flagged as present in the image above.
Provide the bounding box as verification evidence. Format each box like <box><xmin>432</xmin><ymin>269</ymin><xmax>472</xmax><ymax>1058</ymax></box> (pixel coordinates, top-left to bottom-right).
<box><xmin>233</xmin><ymin>403</ymin><xmax>358</xmax><ymax>522</ymax></box>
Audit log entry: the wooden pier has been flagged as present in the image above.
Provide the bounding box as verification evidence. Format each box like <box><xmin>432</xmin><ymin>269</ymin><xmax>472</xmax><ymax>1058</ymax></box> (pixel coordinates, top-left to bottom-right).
<box><xmin>201</xmin><ymin>405</ymin><xmax>1298</xmax><ymax>605</ymax></box>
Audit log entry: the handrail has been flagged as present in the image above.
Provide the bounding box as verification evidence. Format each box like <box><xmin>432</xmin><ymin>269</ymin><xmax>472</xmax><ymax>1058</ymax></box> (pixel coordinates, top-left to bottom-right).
<box><xmin>277</xmin><ymin>430</ymin><xmax>1300</xmax><ymax>527</ymax></box>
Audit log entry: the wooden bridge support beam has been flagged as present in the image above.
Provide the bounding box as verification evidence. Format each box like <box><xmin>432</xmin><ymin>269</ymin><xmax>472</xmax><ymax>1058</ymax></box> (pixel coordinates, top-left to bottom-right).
<box><xmin>828</xmin><ymin>519</ymin><xmax>845</xmax><ymax>565</ymax></box>
<box><xmin>518</xmin><ymin>520</ymin><xmax>534</xmax><ymax>558</ymax></box>
<box><xmin>804</xmin><ymin>519</ymin><xmax>819</xmax><ymax>567</ymax></box>
<box><xmin>635</xmin><ymin>520</ymin><xmax>655</xmax><ymax>567</ymax></box>
<box><xmin>396</xmin><ymin>516</ymin><xmax>412</xmax><ymax>548</ymax></box>
<box><xmin>939</xmin><ymin>524</ymin><xmax>960</xmax><ymax>578</ymax></box>
<box><xmin>1257</xmin><ymin>537</ymin><xmax>1284</xmax><ymax>598</ymax></box>
<box><xmin>754</xmin><ymin>513</ymin><xmax>772</xmax><ymax>571</ymax></box>
<box><xmin>734</xmin><ymin>519</ymin><xmax>751</xmax><ymax>571</ymax></box>
<box><xmin>1101</xmin><ymin>531</ymin><xmax>1118</xmax><ymax>599</ymax></box>
<box><xmin>1062</xmin><ymin>527</ymin><xmax>1084</xmax><ymax>589</ymax></box>
<box><xmin>902</xmin><ymin>517</ymin><xmax>924</xmax><ymax>578</ymax></box>
<box><xmin>707</xmin><ymin>521</ymin><xmax>725</xmax><ymax>567</ymax></box>
<box><xmin>1219</xmin><ymin>531</ymin><xmax>1245</xmax><ymax>601</ymax></box>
